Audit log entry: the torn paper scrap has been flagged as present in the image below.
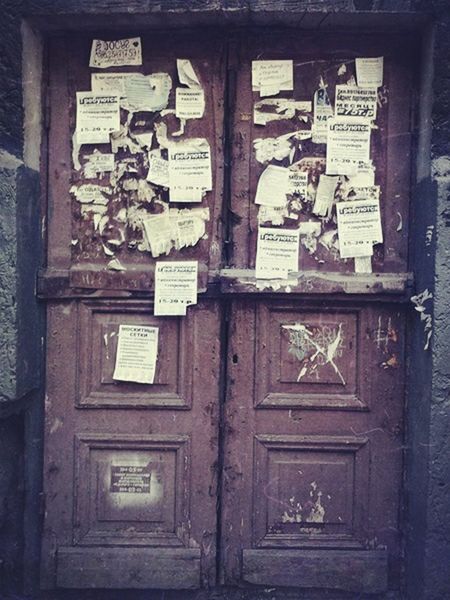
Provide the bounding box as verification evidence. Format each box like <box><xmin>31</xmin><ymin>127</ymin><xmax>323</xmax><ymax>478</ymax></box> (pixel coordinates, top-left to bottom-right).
<box><xmin>252</xmin><ymin>60</ymin><xmax>294</xmax><ymax>97</ymax></box>
<box><xmin>76</xmin><ymin>92</ymin><xmax>120</xmax><ymax>144</ymax></box>
<box><xmin>347</xmin><ymin>161</ymin><xmax>375</xmax><ymax>187</ymax></box>
<box><xmin>154</xmin><ymin>261</ymin><xmax>198</xmax><ymax>316</ymax></box>
<box><xmin>258</xmin><ymin>205</ymin><xmax>289</xmax><ymax>225</ymax></box>
<box><xmin>177</xmin><ymin>59</ymin><xmax>201</xmax><ymax>89</ymax></box>
<box><xmin>289</xmin><ymin>170</ymin><xmax>308</xmax><ymax>199</ymax></box>
<box><xmin>355</xmin><ymin>57</ymin><xmax>383</xmax><ymax>89</ymax></box>
<box><xmin>113</xmin><ymin>324</ymin><xmax>158</xmax><ymax>385</ymax></box>
<box><xmin>90</xmin><ymin>37</ymin><xmax>142</xmax><ymax>69</ymax></box>
<box><xmin>313</xmin><ymin>174</ymin><xmax>338</xmax><ymax>218</ymax></box>
<box><xmin>336</xmin><ymin>198</ymin><xmax>382</xmax><ymax>258</ymax></box>
<box><xmin>173</xmin><ymin>211</ymin><xmax>207</xmax><ymax>250</ymax></box>
<box><xmin>350</xmin><ymin>185</ymin><xmax>380</xmax><ymax>203</ymax></box>
<box><xmin>411</xmin><ymin>288</ymin><xmax>433</xmax><ymax>350</ymax></box>
<box><xmin>354</xmin><ymin>255</ymin><xmax>373</xmax><ymax>273</ymax></box>
<box><xmin>143</xmin><ymin>212</ymin><xmax>173</xmax><ymax>257</ymax></box>
<box><xmin>107</xmin><ymin>257</ymin><xmax>126</xmax><ymax>271</ymax></box>
<box><xmin>84</xmin><ymin>152</ymin><xmax>114</xmax><ymax>177</ymax></box>
<box><xmin>326</xmin><ymin>119</ymin><xmax>371</xmax><ymax>176</ymax></box>
<box><xmin>255</xmin><ymin>227</ymin><xmax>300</xmax><ymax>279</ymax></box>
<box><xmin>312</xmin><ymin>87</ymin><xmax>333</xmax><ymax>144</ymax></box>
<box><xmin>91</xmin><ymin>73</ymin><xmax>133</xmax><ymax>96</ymax></box>
<box><xmin>335</xmin><ymin>85</ymin><xmax>378</xmax><ymax>121</ymax></box>
<box><xmin>254</xmin><ymin>98</ymin><xmax>311</xmax><ymax>126</ymax></box>
<box><xmin>131</xmin><ymin>131</ymin><xmax>153</xmax><ymax>149</ymax></box>
<box><xmin>255</xmin><ymin>165</ymin><xmax>290</xmax><ymax>207</ymax></box>
<box><xmin>70</xmin><ymin>183</ymin><xmax>111</xmax><ymax>204</ymax></box>
<box><xmin>124</xmin><ymin>73</ymin><xmax>172</xmax><ymax>112</ymax></box>
<box><xmin>176</xmin><ymin>88</ymin><xmax>205</xmax><ymax>119</ymax></box>
<box><xmin>254</xmin><ymin>131</ymin><xmax>310</xmax><ymax>163</ymax></box>
<box><xmin>168</xmin><ymin>139</ymin><xmax>212</xmax><ymax>202</ymax></box>
<box><xmin>147</xmin><ymin>150</ymin><xmax>169</xmax><ymax>187</ymax></box>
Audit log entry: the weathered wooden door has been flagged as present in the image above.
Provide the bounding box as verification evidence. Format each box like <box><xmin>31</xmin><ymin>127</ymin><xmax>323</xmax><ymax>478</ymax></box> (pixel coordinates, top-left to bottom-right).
<box><xmin>40</xmin><ymin>32</ymin><xmax>225</xmax><ymax>589</ymax></box>
<box><xmin>40</xmin><ymin>28</ymin><xmax>415</xmax><ymax>594</ymax></box>
<box><xmin>220</xmin><ymin>32</ymin><xmax>414</xmax><ymax>594</ymax></box>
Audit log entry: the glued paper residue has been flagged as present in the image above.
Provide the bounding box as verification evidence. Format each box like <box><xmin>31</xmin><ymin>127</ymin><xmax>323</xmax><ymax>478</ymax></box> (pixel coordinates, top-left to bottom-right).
<box><xmin>255</xmin><ymin>227</ymin><xmax>300</xmax><ymax>279</ymax></box>
<box><xmin>84</xmin><ymin>152</ymin><xmax>114</xmax><ymax>177</ymax></box>
<box><xmin>254</xmin><ymin>98</ymin><xmax>311</xmax><ymax>126</ymax></box>
<box><xmin>113</xmin><ymin>325</ymin><xmax>158</xmax><ymax>385</ymax></box>
<box><xmin>147</xmin><ymin>150</ymin><xmax>169</xmax><ymax>187</ymax></box>
<box><xmin>312</xmin><ymin>88</ymin><xmax>333</xmax><ymax>144</ymax></box>
<box><xmin>143</xmin><ymin>208</ymin><xmax>209</xmax><ymax>257</ymax></box>
<box><xmin>89</xmin><ymin>37</ymin><xmax>142</xmax><ymax>69</ymax></box>
<box><xmin>155</xmin><ymin>261</ymin><xmax>198</xmax><ymax>316</ymax></box>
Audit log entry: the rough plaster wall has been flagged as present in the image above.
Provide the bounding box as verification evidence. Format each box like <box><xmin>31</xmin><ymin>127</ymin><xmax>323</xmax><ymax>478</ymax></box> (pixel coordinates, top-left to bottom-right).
<box><xmin>0</xmin><ymin>156</ymin><xmax>20</xmax><ymax>402</ymax></box>
<box><xmin>414</xmin><ymin>2</ymin><xmax>450</xmax><ymax>599</ymax></box>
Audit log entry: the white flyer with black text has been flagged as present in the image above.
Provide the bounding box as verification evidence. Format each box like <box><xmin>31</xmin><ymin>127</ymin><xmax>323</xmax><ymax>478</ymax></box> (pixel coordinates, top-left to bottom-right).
<box><xmin>255</xmin><ymin>227</ymin><xmax>300</xmax><ymax>279</ymax></box>
<box><xmin>154</xmin><ymin>261</ymin><xmax>198</xmax><ymax>316</ymax></box>
<box><xmin>113</xmin><ymin>325</ymin><xmax>158</xmax><ymax>384</ymax></box>
<box><xmin>76</xmin><ymin>92</ymin><xmax>120</xmax><ymax>145</ymax></box>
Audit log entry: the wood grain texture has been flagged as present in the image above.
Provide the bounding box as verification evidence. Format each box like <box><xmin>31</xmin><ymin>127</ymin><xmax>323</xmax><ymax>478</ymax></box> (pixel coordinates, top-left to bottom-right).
<box><xmin>57</xmin><ymin>546</ymin><xmax>201</xmax><ymax>589</ymax></box>
<box><xmin>243</xmin><ymin>548</ymin><xmax>388</xmax><ymax>593</ymax></box>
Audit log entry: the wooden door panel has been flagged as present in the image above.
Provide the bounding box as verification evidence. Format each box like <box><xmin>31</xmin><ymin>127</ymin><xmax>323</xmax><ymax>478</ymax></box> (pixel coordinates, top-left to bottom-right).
<box><xmin>41</xmin><ymin>299</ymin><xmax>221</xmax><ymax>589</ymax></box>
<box><xmin>222</xmin><ymin>299</ymin><xmax>405</xmax><ymax>592</ymax></box>
<box><xmin>77</xmin><ymin>301</ymin><xmax>194</xmax><ymax>408</ymax></box>
<box><xmin>230</xmin><ymin>32</ymin><xmax>415</xmax><ymax>276</ymax></box>
<box><xmin>46</xmin><ymin>31</ymin><xmax>225</xmax><ymax>289</ymax></box>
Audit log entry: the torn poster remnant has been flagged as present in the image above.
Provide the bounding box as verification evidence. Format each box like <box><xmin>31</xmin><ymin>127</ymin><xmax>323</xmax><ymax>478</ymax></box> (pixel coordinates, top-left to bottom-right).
<box><xmin>176</xmin><ymin>59</ymin><xmax>204</xmax><ymax>119</ymax></box>
<box><xmin>253</xmin><ymin>98</ymin><xmax>311</xmax><ymax>126</ymax></box>
<box><xmin>312</xmin><ymin>87</ymin><xmax>333</xmax><ymax>144</ymax></box>
<box><xmin>142</xmin><ymin>207</ymin><xmax>209</xmax><ymax>257</ymax></box>
<box><xmin>410</xmin><ymin>288</ymin><xmax>433</xmax><ymax>351</ymax></box>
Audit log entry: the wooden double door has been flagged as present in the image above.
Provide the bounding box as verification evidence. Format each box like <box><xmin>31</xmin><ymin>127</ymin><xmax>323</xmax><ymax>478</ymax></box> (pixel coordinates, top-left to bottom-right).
<box><xmin>40</xmin><ymin>29</ymin><xmax>415</xmax><ymax>594</ymax></box>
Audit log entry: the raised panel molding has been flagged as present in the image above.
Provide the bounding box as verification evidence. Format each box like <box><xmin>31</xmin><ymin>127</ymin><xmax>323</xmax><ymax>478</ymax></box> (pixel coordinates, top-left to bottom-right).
<box><xmin>253</xmin><ymin>435</ymin><xmax>369</xmax><ymax>549</ymax></box>
<box><xmin>76</xmin><ymin>301</ymin><xmax>193</xmax><ymax>409</ymax></box>
<box><xmin>74</xmin><ymin>433</ymin><xmax>191</xmax><ymax>547</ymax></box>
<box><xmin>255</xmin><ymin>305</ymin><xmax>369</xmax><ymax>411</ymax></box>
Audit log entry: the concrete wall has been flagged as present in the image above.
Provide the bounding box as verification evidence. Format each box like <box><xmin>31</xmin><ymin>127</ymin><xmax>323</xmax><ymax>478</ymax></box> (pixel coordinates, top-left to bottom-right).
<box><xmin>0</xmin><ymin>0</ymin><xmax>448</xmax><ymax>597</ymax></box>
